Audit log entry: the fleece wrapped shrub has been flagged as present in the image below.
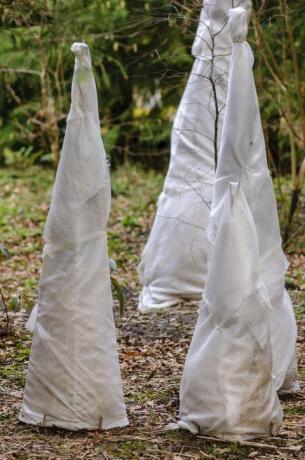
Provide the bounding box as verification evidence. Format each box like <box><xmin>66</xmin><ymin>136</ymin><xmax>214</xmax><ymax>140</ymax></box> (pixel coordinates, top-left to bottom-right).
<box><xmin>177</xmin><ymin>7</ymin><xmax>298</xmax><ymax>440</ymax></box>
<box><xmin>19</xmin><ymin>43</ymin><xmax>128</xmax><ymax>431</ymax></box>
<box><xmin>138</xmin><ymin>0</ymin><xmax>252</xmax><ymax>313</ymax></box>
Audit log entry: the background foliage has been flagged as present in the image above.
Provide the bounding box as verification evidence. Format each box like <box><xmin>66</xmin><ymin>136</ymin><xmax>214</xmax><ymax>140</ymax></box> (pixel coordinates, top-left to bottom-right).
<box><xmin>0</xmin><ymin>0</ymin><xmax>197</xmax><ymax>169</ymax></box>
<box><xmin>0</xmin><ymin>0</ymin><xmax>305</xmax><ymax>234</ymax></box>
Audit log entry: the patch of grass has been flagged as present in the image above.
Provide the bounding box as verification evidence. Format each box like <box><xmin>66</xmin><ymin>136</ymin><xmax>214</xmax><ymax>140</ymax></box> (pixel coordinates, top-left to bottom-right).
<box><xmin>111</xmin><ymin>165</ymin><xmax>163</xmax><ymax>201</ymax></box>
<box><xmin>121</xmin><ymin>215</ymin><xmax>141</xmax><ymax>228</ymax></box>
<box><xmin>132</xmin><ymin>388</ymin><xmax>174</xmax><ymax>405</ymax></box>
<box><xmin>0</xmin><ymin>356</ymin><xmax>27</xmax><ymax>387</ymax></box>
<box><xmin>0</xmin><ymin>365</ymin><xmax>26</xmax><ymax>387</ymax></box>
<box><xmin>0</xmin><ymin>340</ymin><xmax>30</xmax><ymax>388</ymax></box>
<box><xmin>105</xmin><ymin>440</ymin><xmax>152</xmax><ymax>459</ymax></box>
<box><xmin>163</xmin><ymin>429</ymin><xmax>183</xmax><ymax>441</ymax></box>
<box><xmin>285</xmin><ymin>406</ymin><xmax>305</xmax><ymax>416</ymax></box>
<box><xmin>294</xmin><ymin>301</ymin><xmax>305</xmax><ymax>321</ymax></box>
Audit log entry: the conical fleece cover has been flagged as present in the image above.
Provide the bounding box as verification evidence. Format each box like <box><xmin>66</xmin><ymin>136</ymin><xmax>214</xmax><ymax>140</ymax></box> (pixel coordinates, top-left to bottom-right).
<box><xmin>178</xmin><ymin>182</ymin><xmax>283</xmax><ymax>440</ymax></box>
<box><xmin>138</xmin><ymin>0</ymin><xmax>252</xmax><ymax>313</ymax></box>
<box><xmin>209</xmin><ymin>7</ymin><xmax>298</xmax><ymax>393</ymax></box>
<box><xmin>177</xmin><ymin>6</ymin><xmax>297</xmax><ymax>439</ymax></box>
<box><xmin>19</xmin><ymin>43</ymin><xmax>128</xmax><ymax>431</ymax></box>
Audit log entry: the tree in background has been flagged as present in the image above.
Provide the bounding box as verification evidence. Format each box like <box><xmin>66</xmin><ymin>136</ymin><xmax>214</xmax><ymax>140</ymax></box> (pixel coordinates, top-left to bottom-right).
<box><xmin>252</xmin><ymin>0</ymin><xmax>305</xmax><ymax>242</ymax></box>
<box><xmin>0</xmin><ymin>0</ymin><xmax>304</xmax><ymax>238</ymax></box>
<box><xmin>0</xmin><ymin>0</ymin><xmax>194</xmax><ymax>168</ymax></box>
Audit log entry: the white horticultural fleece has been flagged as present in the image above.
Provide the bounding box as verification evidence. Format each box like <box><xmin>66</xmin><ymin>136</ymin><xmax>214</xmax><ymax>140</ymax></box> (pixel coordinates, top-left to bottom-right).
<box><xmin>19</xmin><ymin>43</ymin><xmax>128</xmax><ymax>431</ymax></box>
<box><xmin>177</xmin><ymin>7</ymin><xmax>298</xmax><ymax>440</ymax></box>
<box><xmin>138</xmin><ymin>0</ymin><xmax>252</xmax><ymax>313</ymax></box>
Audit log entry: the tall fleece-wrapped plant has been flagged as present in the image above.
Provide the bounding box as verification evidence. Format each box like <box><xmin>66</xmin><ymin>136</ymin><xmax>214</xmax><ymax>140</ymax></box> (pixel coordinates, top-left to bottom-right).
<box><xmin>177</xmin><ymin>7</ymin><xmax>298</xmax><ymax>439</ymax></box>
<box><xmin>19</xmin><ymin>43</ymin><xmax>128</xmax><ymax>431</ymax></box>
<box><xmin>138</xmin><ymin>0</ymin><xmax>252</xmax><ymax>313</ymax></box>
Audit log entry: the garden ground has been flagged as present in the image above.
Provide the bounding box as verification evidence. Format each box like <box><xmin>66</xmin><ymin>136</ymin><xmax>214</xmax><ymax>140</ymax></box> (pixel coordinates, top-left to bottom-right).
<box><xmin>0</xmin><ymin>166</ymin><xmax>304</xmax><ymax>459</ymax></box>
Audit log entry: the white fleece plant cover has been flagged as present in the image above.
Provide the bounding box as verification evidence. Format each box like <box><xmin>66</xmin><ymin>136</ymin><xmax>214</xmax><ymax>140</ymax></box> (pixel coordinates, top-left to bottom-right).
<box><xmin>19</xmin><ymin>43</ymin><xmax>128</xmax><ymax>431</ymax></box>
<box><xmin>138</xmin><ymin>0</ymin><xmax>252</xmax><ymax>313</ymax></box>
<box><xmin>209</xmin><ymin>7</ymin><xmax>298</xmax><ymax>393</ymax></box>
<box><xmin>177</xmin><ymin>7</ymin><xmax>298</xmax><ymax>439</ymax></box>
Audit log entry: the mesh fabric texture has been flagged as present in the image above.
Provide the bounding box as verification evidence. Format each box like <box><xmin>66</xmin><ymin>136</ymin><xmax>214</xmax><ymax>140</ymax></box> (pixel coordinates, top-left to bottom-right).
<box><xmin>138</xmin><ymin>0</ymin><xmax>252</xmax><ymax>313</ymax></box>
<box><xmin>178</xmin><ymin>7</ymin><xmax>297</xmax><ymax>439</ymax></box>
<box><xmin>209</xmin><ymin>7</ymin><xmax>298</xmax><ymax>392</ymax></box>
<box><xmin>179</xmin><ymin>182</ymin><xmax>283</xmax><ymax>440</ymax></box>
<box><xmin>19</xmin><ymin>43</ymin><xmax>128</xmax><ymax>431</ymax></box>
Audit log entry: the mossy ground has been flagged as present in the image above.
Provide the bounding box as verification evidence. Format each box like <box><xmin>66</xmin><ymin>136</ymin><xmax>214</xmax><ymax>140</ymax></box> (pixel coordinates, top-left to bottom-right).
<box><xmin>0</xmin><ymin>166</ymin><xmax>304</xmax><ymax>459</ymax></box>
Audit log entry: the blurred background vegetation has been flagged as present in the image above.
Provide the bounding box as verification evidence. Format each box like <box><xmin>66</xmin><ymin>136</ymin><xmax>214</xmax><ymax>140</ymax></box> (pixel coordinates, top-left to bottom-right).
<box><xmin>0</xmin><ymin>0</ymin><xmax>305</xmax><ymax>238</ymax></box>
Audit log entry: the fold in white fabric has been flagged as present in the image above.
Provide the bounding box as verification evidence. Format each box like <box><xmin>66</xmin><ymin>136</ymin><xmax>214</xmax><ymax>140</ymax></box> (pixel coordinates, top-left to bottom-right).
<box><xmin>177</xmin><ymin>6</ymin><xmax>298</xmax><ymax>439</ymax></box>
<box><xmin>179</xmin><ymin>182</ymin><xmax>283</xmax><ymax>439</ymax></box>
<box><xmin>138</xmin><ymin>0</ymin><xmax>252</xmax><ymax>313</ymax></box>
<box><xmin>19</xmin><ymin>43</ymin><xmax>128</xmax><ymax>431</ymax></box>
